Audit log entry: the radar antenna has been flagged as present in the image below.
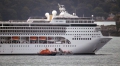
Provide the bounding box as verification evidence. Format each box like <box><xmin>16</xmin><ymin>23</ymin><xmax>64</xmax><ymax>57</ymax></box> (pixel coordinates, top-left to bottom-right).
<box><xmin>58</xmin><ymin>3</ymin><xmax>66</xmax><ymax>12</ymax></box>
<box><xmin>58</xmin><ymin>3</ymin><xmax>61</xmax><ymax>8</ymax></box>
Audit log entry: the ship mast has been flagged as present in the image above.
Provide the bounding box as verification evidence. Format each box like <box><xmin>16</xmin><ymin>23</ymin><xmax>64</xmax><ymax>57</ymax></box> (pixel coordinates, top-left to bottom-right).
<box><xmin>58</xmin><ymin>3</ymin><xmax>66</xmax><ymax>12</ymax></box>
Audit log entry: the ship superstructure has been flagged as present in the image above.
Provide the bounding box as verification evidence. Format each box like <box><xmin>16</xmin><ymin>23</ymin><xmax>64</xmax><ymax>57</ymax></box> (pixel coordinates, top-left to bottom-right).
<box><xmin>0</xmin><ymin>4</ymin><xmax>112</xmax><ymax>55</ymax></box>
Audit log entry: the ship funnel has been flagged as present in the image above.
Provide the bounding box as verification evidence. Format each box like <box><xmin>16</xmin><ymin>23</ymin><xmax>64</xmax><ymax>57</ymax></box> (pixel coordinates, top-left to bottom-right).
<box><xmin>45</xmin><ymin>13</ymin><xmax>50</xmax><ymax>21</ymax></box>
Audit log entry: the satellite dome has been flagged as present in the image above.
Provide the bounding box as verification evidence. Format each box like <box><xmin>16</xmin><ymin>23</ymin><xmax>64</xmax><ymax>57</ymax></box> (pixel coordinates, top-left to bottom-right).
<box><xmin>52</xmin><ymin>10</ymin><xmax>57</xmax><ymax>16</ymax></box>
<box><xmin>45</xmin><ymin>13</ymin><xmax>49</xmax><ymax>17</ymax></box>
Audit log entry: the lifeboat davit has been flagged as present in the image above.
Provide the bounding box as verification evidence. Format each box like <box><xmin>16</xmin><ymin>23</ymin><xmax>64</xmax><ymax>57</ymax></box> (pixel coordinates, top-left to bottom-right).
<box><xmin>39</xmin><ymin>37</ymin><xmax>46</xmax><ymax>40</ymax></box>
<box><xmin>48</xmin><ymin>37</ymin><xmax>52</xmax><ymax>40</ymax></box>
<box><xmin>12</xmin><ymin>36</ymin><xmax>19</xmax><ymax>40</ymax></box>
<box><xmin>30</xmin><ymin>37</ymin><xmax>37</xmax><ymax>40</ymax></box>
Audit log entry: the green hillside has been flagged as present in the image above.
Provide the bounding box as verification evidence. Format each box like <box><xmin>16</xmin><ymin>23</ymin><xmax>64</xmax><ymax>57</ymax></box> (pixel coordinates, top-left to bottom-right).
<box><xmin>0</xmin><ymin>0</ymin><xmax>120</xmax><ymax>21</ymax></box>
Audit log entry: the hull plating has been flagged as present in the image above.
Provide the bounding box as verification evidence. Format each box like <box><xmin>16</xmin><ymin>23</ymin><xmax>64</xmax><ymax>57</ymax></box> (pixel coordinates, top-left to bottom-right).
<box><xmin>0</xmin><ymin>37</ymin><xmax>112</xmax><ymax>55</ymax></box>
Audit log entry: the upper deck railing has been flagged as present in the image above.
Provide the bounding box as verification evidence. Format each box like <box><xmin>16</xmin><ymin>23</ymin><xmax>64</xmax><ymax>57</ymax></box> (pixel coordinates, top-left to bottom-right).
<box><xmin>0</xmin><ymin>20</ymin><xmax>27</xmax><ymax>23</ymax></box>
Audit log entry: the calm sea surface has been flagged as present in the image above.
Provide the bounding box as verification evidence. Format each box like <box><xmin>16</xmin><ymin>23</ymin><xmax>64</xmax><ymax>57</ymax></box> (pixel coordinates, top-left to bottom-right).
<box><xmin>0</xmin><ymin>37</ymin><xmax>120</xmax><ymax>66</ymax></box>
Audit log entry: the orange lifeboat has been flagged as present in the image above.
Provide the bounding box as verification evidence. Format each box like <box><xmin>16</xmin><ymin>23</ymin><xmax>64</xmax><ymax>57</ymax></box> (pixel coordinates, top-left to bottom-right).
<box><xmin>40</xmin><ymin>49</ymin><xmax>51</xmax><ymax>55</ymax></box>
<box><xmin>30</xmin><ymin>37</ymin><xmax>37</xmax><ymax>40</ymax></box>
<box><xmin>39</xmin><ymin>37</ymin><xmax>46</xmax><ymax>40</ymax></box>
<box><xmin>12</xmin><ymin>36</ymin><xmax>19</xmax><ymax>40</ymax></box>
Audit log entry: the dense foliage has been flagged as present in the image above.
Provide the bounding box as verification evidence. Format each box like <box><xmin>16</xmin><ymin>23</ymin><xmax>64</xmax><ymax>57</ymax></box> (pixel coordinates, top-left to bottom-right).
<box><xmin>0</xmin><ymin>0</ymin><xmax>120</xmax><ymax>21</ymax></box>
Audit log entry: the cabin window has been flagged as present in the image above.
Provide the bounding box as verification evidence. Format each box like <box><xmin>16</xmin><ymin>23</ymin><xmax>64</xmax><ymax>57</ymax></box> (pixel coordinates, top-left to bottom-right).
<box><xmin>88</xmin><ymin>21</ymin><xmax>91</xmax><ymax>23</ymax></box>
<box><xmin>84</xmin><ymin>21</ymin><xmax>87</xmax><ymax>23</ymax></box>
<box><xmin>0</xmin><ymin>24</ymin><xmax>2</xmax><ymax>26</ymax></box>
<box><xmin>3</xmin><ymin>24</ymin><xmax>10</xmax><ymax>26</ymax></box>
<box><xmin>90</xmin><ymin>38</ymin><xmax>91</xmax><ymax>40</ymax></box>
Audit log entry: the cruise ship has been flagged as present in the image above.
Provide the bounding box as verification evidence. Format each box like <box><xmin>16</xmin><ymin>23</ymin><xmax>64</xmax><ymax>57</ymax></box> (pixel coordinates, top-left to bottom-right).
<box><xmin>0</xmin><ymin>4</ymin><xmax>112</xmax><ymax>55</ymax></box>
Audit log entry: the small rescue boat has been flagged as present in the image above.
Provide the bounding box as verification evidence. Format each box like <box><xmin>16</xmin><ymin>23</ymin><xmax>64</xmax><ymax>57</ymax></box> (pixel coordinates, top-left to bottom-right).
<box><xmin>30</xmin><ymin>37</ymin><xmax>38</xmax><ymax>40</ymax></box>
<box><xmin>12</xmin><ymin>36</ymin><xmax>19</xmax><ymax>40</ymax></box>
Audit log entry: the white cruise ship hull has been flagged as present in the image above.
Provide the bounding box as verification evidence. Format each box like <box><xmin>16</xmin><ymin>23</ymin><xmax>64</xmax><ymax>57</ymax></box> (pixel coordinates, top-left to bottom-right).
<box><xmin>0</xmin><ymin>37</ymin><xmax>112</xmax><ymax>55</ymax></box>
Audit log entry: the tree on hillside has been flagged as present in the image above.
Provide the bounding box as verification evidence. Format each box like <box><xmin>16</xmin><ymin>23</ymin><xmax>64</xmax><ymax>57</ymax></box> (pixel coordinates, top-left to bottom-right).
<box><xmin>0</xmin><ymin>0</ymin><xmax>120</xmax><ymax>20</ymax></box>
<box><xmin>0</xmin><ymin>13</ymin><xmax>2</xmax><ymax>20</ymax></box>
<box><xmin>1</xmin><ymin>8</ymin><xmax>17</xmax><ymax>20</ymax></box>
<box><xmin>92</xmin><ymin>7</ymin><xmax>107</xmax><ymax>18</ymax></box>
<box><xmin>21</xmin><ymin>6</ymin><xmax>30</xmax><ymax>20</ymax></box>
<box><xmin>114</xmin><ymin>13</ymin><xmax>120</xmax><ymax>32</ymax></box>
<box><xmin>110</xmin><ymin>5</ymin><xmax>120</xmax><ymax>14</ymax></box>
